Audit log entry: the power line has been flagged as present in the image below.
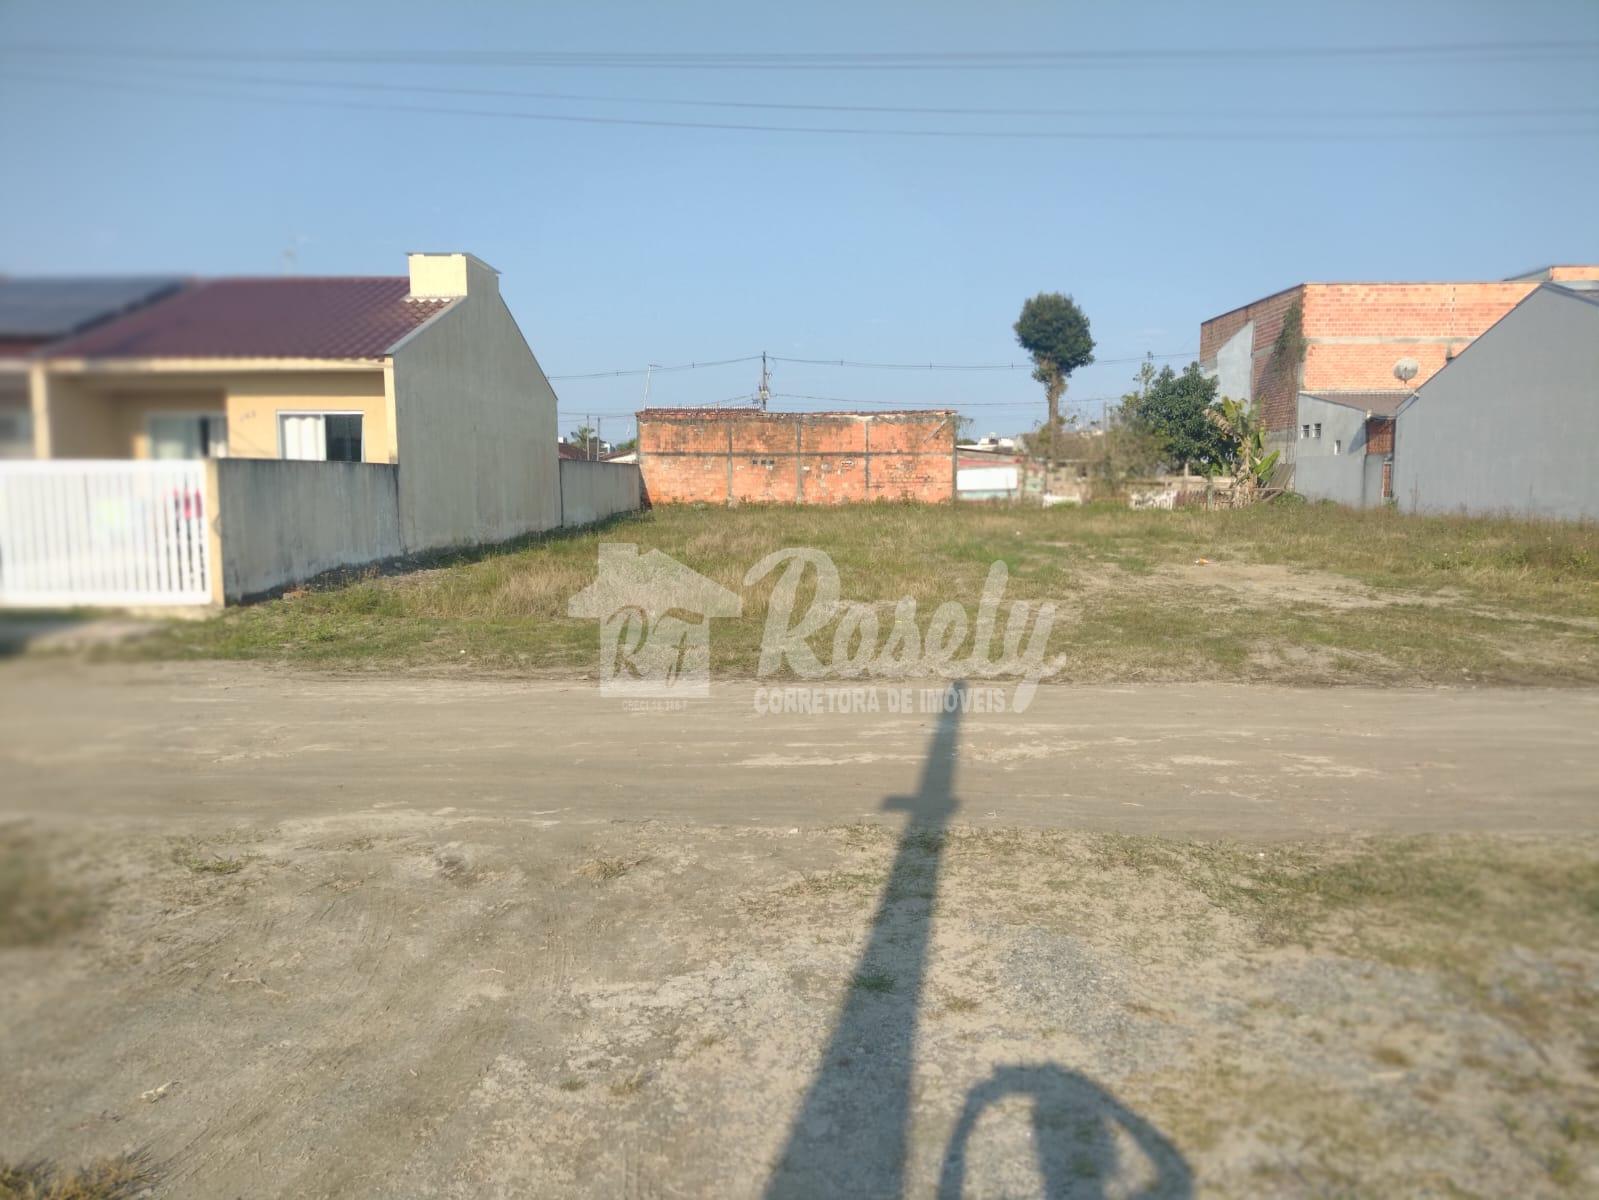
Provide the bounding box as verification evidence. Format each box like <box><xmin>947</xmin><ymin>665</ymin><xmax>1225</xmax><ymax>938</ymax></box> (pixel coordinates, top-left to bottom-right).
<box><xmin>770</xmin><ymin>351</ymin><xmax>1194</xmax><ymax>371</ymax></box>
<box><xmin>10</xmin><ymin>61</ymin><xmax>1595</xmax><ymax>122</ymax></box>
<box><xmin>770</xmin><ymin>392</ymin><xmax>1123</xmax><ymax>409</ymax></box>
<box><xmin>548</xmin><ymin>354</ymin><xmax>762</xmax><ymax>380</ymax></box>
<box><xmin>10</xmin><ymin>70</ymin><xmax>1598</xmax><ymax>143</ymax></box>
<box><xmin>9</xmin><ymin>41</ymin><xmax>1598</xmax><ymax>69</ymax></box>
<box><xmin>550</xmin><ymin>350</ymin><xmax>1193</xmax><ymax>380</ymax></box>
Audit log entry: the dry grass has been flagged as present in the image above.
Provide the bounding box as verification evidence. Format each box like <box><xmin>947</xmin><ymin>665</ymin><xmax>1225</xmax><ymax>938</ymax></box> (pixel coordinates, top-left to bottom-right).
<box><xmin>128</xmin><ymin>502</ymin><xmax>1599</xmax><ymax>685</ymax></box>
<box><xmin>0</xmin><ymin>839</ymin><xmax>93</xmax><ymax>948</ymax></box>
<box><xmin>576</xmin><ymin>855</ymin><xmax>648</xmax><ymax>882</ymax></box>
<box><xmin>0</xmin><ymin>1154</ymin><xmax>155</xmax><ymax>1200</ymax></box>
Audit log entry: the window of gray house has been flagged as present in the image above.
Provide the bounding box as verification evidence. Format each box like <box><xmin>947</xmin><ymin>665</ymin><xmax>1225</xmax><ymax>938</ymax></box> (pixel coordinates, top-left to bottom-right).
<box><xmin>1333</xmin><ymin>439</ymin><xmax>1342</xmax><ymax>455</ymax></box>
<box><xmin>1313</xmin><ymin>422</ymin><xmax>1322</xmax><ymax>439</ymax></box>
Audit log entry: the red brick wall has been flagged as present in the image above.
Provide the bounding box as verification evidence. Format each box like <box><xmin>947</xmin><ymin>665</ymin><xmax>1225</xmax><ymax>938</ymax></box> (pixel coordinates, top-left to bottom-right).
<box><xmin>1202</xmin><ymin>280</ymin><xmax>1547</xmax><ymax>434</ymax></box>
<box><xmin>1365</xmin><ymin>417</ymin><xmax>1394</xmax><ymax>457</ymax></box>
<box><xmin>1301</xmin><ymin>282</ymin><xmax>1535</xmax><ymax>394</ymax></box>
<box><xmin>1199</xmin><ymin>284</ymin><xmax>1305</xmax><ymax>433</ymax></box>
<box><xmin>637</xmin><ymin>410</ymin><xmax>956</xmax><ymax>504</ymax></box>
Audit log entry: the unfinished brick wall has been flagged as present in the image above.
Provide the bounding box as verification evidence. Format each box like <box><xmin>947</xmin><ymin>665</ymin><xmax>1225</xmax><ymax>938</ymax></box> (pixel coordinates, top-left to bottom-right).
<box><xmin>1300</xmin><ymin>282</ymin><xmax>1537</xmax><ymax>396</ymax></box>
<box><xmin>636</xmin><ymin>409</ymin><xmax>957</xmax><ymax>505</ymax></box>
<box><xmin>1201</xmin><ymin>279</ymin><xmax>1552</xmax><ymax>434</ymax></box>
<box><xmin>1198</xmin><ymin>284</ymin><xmax>1306</xmax><ymax>434</ymax></box>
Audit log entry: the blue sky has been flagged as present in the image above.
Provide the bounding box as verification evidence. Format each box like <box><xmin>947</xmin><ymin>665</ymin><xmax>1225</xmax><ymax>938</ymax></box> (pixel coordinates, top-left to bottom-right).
<box><xmin>2</xmin><ymin>1</ymin><xmax>1595</xmax><ymax>441</ymax></box>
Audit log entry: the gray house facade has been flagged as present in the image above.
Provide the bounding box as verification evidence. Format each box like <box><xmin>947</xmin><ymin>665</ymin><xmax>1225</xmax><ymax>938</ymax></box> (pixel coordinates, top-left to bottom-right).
<box><xmin>1394</xmin><ymin>285</ymin><xmax>1599</xmax><ymax>521</ymax></box>
<box><xmin>1293</xmin><ymin>391</ymin><xmax>1402</xmax><ymax>508</ymax></box>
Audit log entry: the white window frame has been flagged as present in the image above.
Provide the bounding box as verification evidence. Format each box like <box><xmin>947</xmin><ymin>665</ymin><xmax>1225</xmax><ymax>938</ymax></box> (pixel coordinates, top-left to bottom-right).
<box><xmin>276</xmin><ymin>410</ymin><xmax>365</xmax><ymax>463</ymax></box>
<box><xmin>146</xmin><ymin>410</ymin><xmax>229</xmax><ymax>460</ymax></box>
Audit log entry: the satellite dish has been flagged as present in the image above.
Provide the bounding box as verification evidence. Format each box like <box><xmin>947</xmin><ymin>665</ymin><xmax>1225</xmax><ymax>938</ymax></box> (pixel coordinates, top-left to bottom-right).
<box><xmin>1393</xmin><ymin>357</ymin><xmax>1420</xmax><ymax>384</ymax></box>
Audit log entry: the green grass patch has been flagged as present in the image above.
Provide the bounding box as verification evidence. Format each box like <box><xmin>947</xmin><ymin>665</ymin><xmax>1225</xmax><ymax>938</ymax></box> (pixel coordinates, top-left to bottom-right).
<box><xmin>852</xmin><ymin>968</ymin><xmax>896</xmax><ymax>994</ymax></box>
<box><xmin>123</xmin><ymin>503</ymin><xmax>1599</xmax><ymax>685</ymax></box>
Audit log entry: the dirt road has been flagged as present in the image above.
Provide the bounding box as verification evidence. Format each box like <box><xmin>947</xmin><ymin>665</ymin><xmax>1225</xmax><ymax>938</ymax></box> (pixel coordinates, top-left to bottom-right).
<box><xmin>3</xmin><ymin>661</ymin><xmax>1598</xmax><ymax>837</ymax></box>
<box><xmin>3</xmin><ymin>663</ymin><xmax>1597</xmax><ymax>1197</ymax></box>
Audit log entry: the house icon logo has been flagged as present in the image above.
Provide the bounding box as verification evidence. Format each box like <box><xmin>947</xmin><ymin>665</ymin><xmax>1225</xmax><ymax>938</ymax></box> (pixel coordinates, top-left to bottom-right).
<box><xmin>567</xmin><ymin>544</ymin><xmax>743</xmax><ymax>698</ymax></box>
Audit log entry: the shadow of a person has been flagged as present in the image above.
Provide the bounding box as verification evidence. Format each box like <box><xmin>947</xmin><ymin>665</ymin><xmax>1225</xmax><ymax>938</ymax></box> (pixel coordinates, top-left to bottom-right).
<box><xmin>765</xmin><ymin>684</ymin><xmax>1191</xmax><ymax>1199</ymax></box>
<box><xmin>937</xmin><ymin>1064</ymin><xmax>1193</xmax><ymax>1199</ymax></box>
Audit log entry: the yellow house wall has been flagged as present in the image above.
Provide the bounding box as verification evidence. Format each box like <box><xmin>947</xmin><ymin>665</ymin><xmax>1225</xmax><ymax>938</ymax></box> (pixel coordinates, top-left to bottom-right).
<box><xmin>39</xmin><ymin>374</ymin><xmax>124</xmax><ymax>457</ymax></box>
<box><xmin>223</xmin><ymin>372</ymin><xmax>391</xmax><ymax>461</ymax></box>
<box><xmin>34</xmin><ymin>368</ymin><xmax>391</xmax><ymax>461</ymax></box>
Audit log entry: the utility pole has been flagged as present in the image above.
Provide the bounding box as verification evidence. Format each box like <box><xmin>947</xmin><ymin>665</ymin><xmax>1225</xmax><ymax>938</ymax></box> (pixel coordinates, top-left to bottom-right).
<box><xmin>757</xmin><ymin>351</ymin><xmax>771</xmax><ymax>411</ymax></box>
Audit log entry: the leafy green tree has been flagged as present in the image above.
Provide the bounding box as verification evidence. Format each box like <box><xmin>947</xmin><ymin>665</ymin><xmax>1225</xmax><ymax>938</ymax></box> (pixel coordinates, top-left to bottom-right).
<box><xmin>1014</xmin><ymin>293</ymin><xmax>1095</xmax><ymax>463</ymax></box>
<box><xmin>567</xmin><ymin>424</ymin><xmax>601</xmax><ymax>458</ymax></box>
<box><xmin>1121</xmin><ymin>363</ymin><xmax>1236</xmax><ymax>472</ymax></box>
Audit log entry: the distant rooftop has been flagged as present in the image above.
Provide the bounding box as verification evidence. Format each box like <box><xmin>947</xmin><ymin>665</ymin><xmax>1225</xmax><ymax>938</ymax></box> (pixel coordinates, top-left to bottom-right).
<box><xmin>0</xmin><ymin>276</ymin><xmax>184</xmax><ymax>341</ymax></box>
<box><xmin>1302</xmin><ymin>390</ymin><xmax>1410</xmax><ymax>417</ymax></box>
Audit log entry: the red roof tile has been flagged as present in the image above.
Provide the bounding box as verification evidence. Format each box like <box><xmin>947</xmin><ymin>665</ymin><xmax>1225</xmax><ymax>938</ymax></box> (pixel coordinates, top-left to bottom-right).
<box><xmin>44</xmin><ymin>278</ymin><xmax>454</xmax><ymax>361</ymax></box>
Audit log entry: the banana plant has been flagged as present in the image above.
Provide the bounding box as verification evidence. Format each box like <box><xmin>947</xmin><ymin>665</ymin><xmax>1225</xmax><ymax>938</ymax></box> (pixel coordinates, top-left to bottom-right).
<box><xmin>1208</xmin><ymin>397</ymin><xmax>1280</xmax><ymax>491</ymax></box>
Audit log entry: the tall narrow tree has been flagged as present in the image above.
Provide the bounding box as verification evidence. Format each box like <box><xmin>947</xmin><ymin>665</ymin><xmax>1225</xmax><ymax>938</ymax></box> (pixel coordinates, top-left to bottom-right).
<box><xmin>1014</xmin><ymin>293</ymin><xmax>1095</xmax><ymax>466</ymax></box>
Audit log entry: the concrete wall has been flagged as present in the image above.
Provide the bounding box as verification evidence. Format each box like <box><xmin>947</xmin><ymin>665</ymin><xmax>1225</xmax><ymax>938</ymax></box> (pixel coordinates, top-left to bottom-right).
<box><xmin>637</xmin><ymin>410</ymin><xmax>957</xmax><ymax>504</ymax></box>
<box><xmin>389</xmin><ymin>255</ymin><xmax>561</xmax><ymax>550</ymax></box>
<box><xmin>1395</xmin><ymin>287</ymin><xmax>1599</xmax><ymax>521</ymax></box>
<box><xmin>1213</xmin><ymin>321</ymin><xmax>1253</xmax><ymax>405</ymax></box>
<box><xmin>212</xmin><ymin>458</ymin><xmax>403</xmax><ymax>602</ymax></box>
<box><xmin>559</xmin><ymin>459</ymin><xmax>643</xmax><ymax>526</ymax></box>
<box><xmin>1292</xmin><ymin>393</ymin><xmax>1373</xmax><ymax>506</ymax></box>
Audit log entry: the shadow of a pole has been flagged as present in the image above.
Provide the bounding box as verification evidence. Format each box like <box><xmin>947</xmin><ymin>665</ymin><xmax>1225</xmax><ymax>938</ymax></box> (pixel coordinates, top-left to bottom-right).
<box><xmin>765</xmin><ymin>680</ymin><xmax>1193</xmax><ymax>1198</ymax></box>
<box><xmin>764</xmin><ymin>682</ymin><xmax>963</xmax><ymax>1198</ymax></box>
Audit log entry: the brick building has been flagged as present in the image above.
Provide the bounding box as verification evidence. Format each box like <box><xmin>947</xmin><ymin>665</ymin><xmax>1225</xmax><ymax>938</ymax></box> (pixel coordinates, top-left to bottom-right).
<box><xmin>1198</xmin><ymin>264</ymin><xmax>1599</xmax><ymax>479</ymax></box>
<box><xmin>636</xmin><ymin>408</ymin><xmax>957</xmax><ymax>505</ymax></box>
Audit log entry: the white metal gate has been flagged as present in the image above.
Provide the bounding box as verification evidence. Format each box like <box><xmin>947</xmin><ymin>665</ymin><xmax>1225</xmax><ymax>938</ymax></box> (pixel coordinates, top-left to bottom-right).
<box><xmin>0</xmin><ymin>461</ymin><xmax>212</xmax><ymax>607</ymax></box>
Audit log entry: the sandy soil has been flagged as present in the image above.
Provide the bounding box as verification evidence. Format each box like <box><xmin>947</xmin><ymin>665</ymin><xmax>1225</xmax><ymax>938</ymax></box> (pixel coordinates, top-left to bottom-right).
<box><xmin>3</xmin><ymin>663</ymin><xmax>1597</xmax><ymax>1197</ymax></box>
<box><xmin>3</xmin><ymin>661</ymin><xmax>1598</xmax><ymax>838</ymax></box>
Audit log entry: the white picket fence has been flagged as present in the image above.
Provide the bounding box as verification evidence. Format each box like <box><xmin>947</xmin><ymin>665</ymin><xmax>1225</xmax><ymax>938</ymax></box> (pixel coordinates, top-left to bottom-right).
<box><xmin>0</xmin><ymin>461</ymin><xmax>212</xmax><ymax>607</ymax></box>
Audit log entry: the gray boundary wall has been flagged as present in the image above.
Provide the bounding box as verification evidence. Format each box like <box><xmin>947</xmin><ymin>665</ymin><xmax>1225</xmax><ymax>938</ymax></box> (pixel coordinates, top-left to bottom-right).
<box><xmin>560</xmin><ymin>459</ymin><xmax>643</xmax><ymax>527</ymax></box>
<box><xmin>214</xmin><ymin>459</ymin><xmax>403</xmax><ymax>602</ymax></box>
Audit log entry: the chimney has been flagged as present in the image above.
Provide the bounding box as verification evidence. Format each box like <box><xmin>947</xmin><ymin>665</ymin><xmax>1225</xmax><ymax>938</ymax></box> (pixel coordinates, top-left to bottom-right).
<box><xmin>406</xmin><ymin>252</ymin><xmax>500</xmax><ymax>299</ymax></box>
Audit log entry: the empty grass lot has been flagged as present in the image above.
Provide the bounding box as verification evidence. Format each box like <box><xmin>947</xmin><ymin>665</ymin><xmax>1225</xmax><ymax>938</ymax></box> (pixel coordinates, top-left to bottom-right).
<box><xmin>130</xmin><ymin>501</ymin><xmax>1599</xmax><ymax>685</ymax></box>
